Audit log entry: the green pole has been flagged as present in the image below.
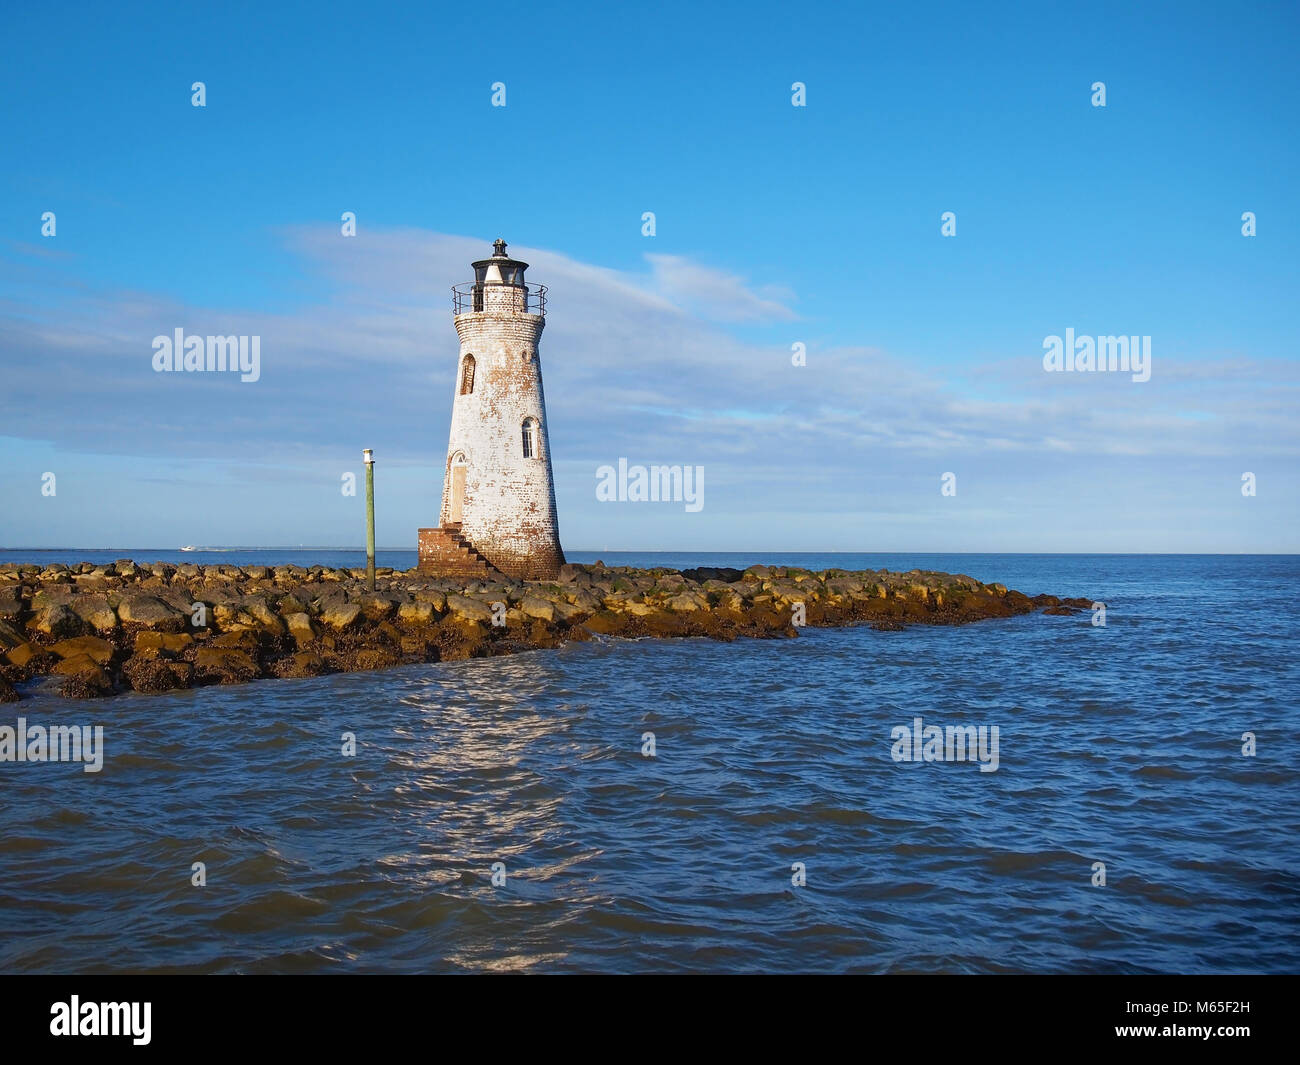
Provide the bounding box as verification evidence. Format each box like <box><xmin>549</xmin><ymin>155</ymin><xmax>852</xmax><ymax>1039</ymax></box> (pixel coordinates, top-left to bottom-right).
<box><xmin>363</xmin><ymin>449</ymin><xmax>376</xmax><ymax>592</ymax></box>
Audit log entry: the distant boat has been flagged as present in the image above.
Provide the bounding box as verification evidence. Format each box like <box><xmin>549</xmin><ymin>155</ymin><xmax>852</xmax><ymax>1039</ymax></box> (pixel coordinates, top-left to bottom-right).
<box><xmin>179</xmin><ymin>546</ymin><xmax>199</xmax><ymax>552</ymax></box>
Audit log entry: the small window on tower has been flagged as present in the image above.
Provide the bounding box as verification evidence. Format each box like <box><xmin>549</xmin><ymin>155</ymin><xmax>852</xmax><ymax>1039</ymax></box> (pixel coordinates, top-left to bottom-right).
<box><xmin>460</xmin><ymin>355</ymin><xmax>476</xmax><ymax>395</ymax></box>
<box><xmin>522</xmin><ymin>417</ymin><xmax>540</xmax><ymax>459</ymax></box>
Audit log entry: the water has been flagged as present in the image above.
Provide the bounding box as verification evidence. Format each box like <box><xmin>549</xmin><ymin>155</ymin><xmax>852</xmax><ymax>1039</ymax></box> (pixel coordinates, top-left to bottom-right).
<box><xmin>1</xmin><ymin>553</ymin><xmax>1296</xmax><ymax>973</ymax></box>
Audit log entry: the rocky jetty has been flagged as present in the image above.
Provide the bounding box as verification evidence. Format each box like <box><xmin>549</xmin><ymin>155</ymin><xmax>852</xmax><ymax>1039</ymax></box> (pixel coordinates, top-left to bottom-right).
<box><xmin>0</xmin><ymin>560</ymin><xmax>1090</xmax><ymax>701</ymax></box>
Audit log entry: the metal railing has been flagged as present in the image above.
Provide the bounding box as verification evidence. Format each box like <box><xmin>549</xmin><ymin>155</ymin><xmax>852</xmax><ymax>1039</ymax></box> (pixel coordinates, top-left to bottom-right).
<box><xmin>452</xmin><ymin>282</ymin><xmax>547</xmax><ymax>316</ymax></box>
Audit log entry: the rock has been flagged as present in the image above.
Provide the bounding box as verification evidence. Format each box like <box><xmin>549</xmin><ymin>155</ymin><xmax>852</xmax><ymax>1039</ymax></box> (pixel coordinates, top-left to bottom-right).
<box><xmin>353</xmin><ymin>648</ymin><xmax>400</xmax><ymax>671</ymax></box>
<box><xmin>70</xmin><ymin>595</ymin><xmax>118</xmax><ymax>632</ymax></box>
<box><xmin>122</xmin><ymin>654</ymin><xmax>192</xmax><ymax>693</ymax></box>
<box><xmin>59</xmin><ymin>665</ymin><xmax>114</xmax><ymax>699</ymax></box>
<box><xmin>397</xmin><ymin>601</ymin><xmax>435</xmax><ymax>625</ymax></box>
<box><xmin>28</xmin><ymin>603</ymin><xmax>83</xmax><ymax>638</ymax></box>
<box><xmin>273</xmin><ymin>652</ymin><xmax>329</xmax><ymax>678</ymax></box>
<box><xmin>0</xmin><ymin>586</ymin><xmax>23</xmax><ymax>619</ymax></box>
<box><xmin>195</xmin><ymin>648</ymin><xmax>260</xmax><ymax>684</ymax></box>
<box><xmin>552</xmin><ymin>600</ymin><xmax>588</xmax><ymax>623</ymax></box>
<box><xmin>0</xmin><ymin>619</ymin><xmax>29</xmax><ymax>650</ymax></box>
<box><xmin>567</xmin><ymin>589</ymin><xmax>603</xmax><ymax>613</ymax></box>
<box><xmin>445</xmin><ymin>595</ymin><xmax>495</xmax><ymax>623</ymax></box>
<box><xmin>682</xmin><ymin>566</ymin><xmax>744</xmax><ymax>583</ymax></box>
<box><xmin>53</xmin><ymin>652</ymin><xmax>101</xmax><ymax>676</ymax></box>
<box><xmin>519</xmin><ymin>597</ymin><xmax>555</xmax><ymax>622</ymax></box>
<box><xmin>359</xmin><ymin>594</ymin><xmax>398</xmax><ymax>620</ymax></box>
<box><xmin>117</xmin><ymin>595</ymin><xmax>186</xmax><ymax>632</ymax></box>
<box><xmin>133</xmin><ymin>631</ymin><xmax>194</xmax><ymax>655</ymax></box>
<box><xmin>50</xmin><ymin>636</ymin><xmax>115</xmax><ymax>665</ymax></box>
<box><xmin>6</xmin><ymin>642</ymin><xmax>44</xmax><ymax>669</ymax></box>
<box><xmin>285</xmin><ymin>612</ymin><xmax>316</xmax><ymax>645</ymax></box>
<box><xmin>667</xmin><ymin>592</ymin><xmax>705</xmax><ymax>612</ymax></box>
<box><xmin>399</xmin><ymin>635</ymin><xmax>435</xmax><ymax>657</ymax></box>
<box><xmin>32</xmin><ymin>589</ymin><xmax>75</xmax><ymax>610</ymax></box>
<box><xmin>213</xmin><ymin>601</ymin><xmax>243</xmax><ymax>629</ymax></box>
<box><xmin>412</xmin><ymin>589</ymin><xmax>447</xmax><ymax>611</ymax></box>
<box><xmin>557</xmin><ymin>563</ymin><xmax>588</xmax><ymax>584</ymax></box>
<box><xmin>212</xmin><ymin>630</ymin><xmax>262</xmax><ymax>653</ymax></box>
<box><xmin>278</xmin><ymin>593</ymin><xmax>308</xmax><ymax>615</ymax></box>
<box><xmin>241</xmin><ymin>596</ymin><xmax>282</xmax><ymax>630</ymax></box>
<box><xmin>320</xmin><ymin>602</ymin><xmax>362</xmax><ymax>630</ymax></box>
<box><xmin>584</xmin><ymin>610</ymin><xmax>630</xmax><ymax>635</ymax></box>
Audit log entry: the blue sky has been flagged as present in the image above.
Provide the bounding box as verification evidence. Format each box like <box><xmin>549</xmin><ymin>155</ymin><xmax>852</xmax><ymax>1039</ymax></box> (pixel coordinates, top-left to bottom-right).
<box><xmin>1</xmin><ymin>0</ymin><xmax>1297</xmax><ymax>551</ymax></box>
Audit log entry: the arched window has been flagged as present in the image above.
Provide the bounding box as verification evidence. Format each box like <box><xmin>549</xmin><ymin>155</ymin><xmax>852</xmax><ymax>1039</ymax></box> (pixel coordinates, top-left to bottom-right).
<box><xmin>459</xmin><ymin>355</ymin><xmax>476</xmax><ymax>395</ymax></box>
<box><xmin>521</xmin><ymin>417</ymin><xmax>540</xmax><ymax>459</ymax></box>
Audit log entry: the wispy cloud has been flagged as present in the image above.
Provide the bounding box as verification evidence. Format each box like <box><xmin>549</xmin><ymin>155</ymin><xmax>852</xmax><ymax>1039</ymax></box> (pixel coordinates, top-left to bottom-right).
<box><xmin>643</xmin><ymin>253</ymin><xmax>798</xmax><ymax>322</ymax></box>
<box><xmin>0</xmin><ymin>229</ymin><xmax>1296</xmax><ymax>549</ymax></box>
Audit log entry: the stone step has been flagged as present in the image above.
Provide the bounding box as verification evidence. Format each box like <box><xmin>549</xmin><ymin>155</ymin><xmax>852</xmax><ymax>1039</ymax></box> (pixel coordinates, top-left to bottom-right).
<box><xmin>416</xmin><ymin>527</ymin><xmax>499</xmax><ymax>577</ymax></box>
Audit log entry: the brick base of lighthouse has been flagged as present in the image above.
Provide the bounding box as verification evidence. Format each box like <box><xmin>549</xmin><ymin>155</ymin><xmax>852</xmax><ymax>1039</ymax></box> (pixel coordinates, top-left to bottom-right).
<box><xmin>417</xmin><ymin>526</ymin><xmax>564</xmax><ymax>581</ymax></box>
<box><xmin>416</xmin><ymin>527</ymin><xmax>499</xmax><ymax>579</ymax></box>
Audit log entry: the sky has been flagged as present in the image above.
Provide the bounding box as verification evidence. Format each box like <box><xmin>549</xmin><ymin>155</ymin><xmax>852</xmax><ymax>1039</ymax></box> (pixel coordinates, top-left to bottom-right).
<box><xmin>1</xmin><ymin>0</ymin><xmax>1297</xmax><ymax>552</ymax></box>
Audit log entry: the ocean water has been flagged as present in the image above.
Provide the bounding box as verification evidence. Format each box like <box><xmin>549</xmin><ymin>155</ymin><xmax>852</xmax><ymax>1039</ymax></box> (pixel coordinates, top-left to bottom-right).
<box><xmin>0</xmin><ymin>553</ymin><xmax>1296</xmax><ymax>973</ymax></box>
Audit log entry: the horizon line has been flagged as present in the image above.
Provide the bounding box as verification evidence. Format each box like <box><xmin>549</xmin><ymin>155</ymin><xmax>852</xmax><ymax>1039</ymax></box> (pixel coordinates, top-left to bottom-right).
<box><xmin>1</xmin><ymin>547</ymin><xmax>1297</xmax><ymax>557</ymax></box>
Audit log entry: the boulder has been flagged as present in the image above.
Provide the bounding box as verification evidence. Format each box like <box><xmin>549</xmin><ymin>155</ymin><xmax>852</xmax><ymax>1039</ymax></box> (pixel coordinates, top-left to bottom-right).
<box><xmin>28</xmin><ymin>603</ymin><xmax>83</xmax><ymax>638</ymax></box>
<box><xmin>584</xmin><ymin>610</ymin><xmax>631</xmax><ymax>635</ymax></box>
<box><xmin>50</xmin><ymin>636</ymin><xmax>115</xmax><ymax>665</ymax></box>
<box><xmin>397</xmin><ymin>601</ymin><xmax>435</xmax><ymax>625</ymax></box>
<box><xmin>240</xmin><ymin>596</ymin><xmax>282</xmax><ymax>630</ymax></box>
<box><xmin>273</xmin><ymin>652</ymin><xmax>329</xmax><ymax>678</ymax></box>
<box><xmin>353</xmin><ymin>648</ymin><xmax>400</xmax><ymax>671</ymax></box>
<box><xmin>445</xmin><ymin>595</ymin><xmax>495</xmax><ymax>624</ymax></box>
<box><xmin>285</xmin><ymin>612</ymin><xmax>316</xmax><ymax>645</ymax></box>
<box><xmin>681</xmin><ymin>566</ymin><xmax>744</xmax><ymax>584</ymax></box>
<box><xmin>0</xmin><ymin>619</ymin><xmax>29</xmax><ymax>650</ymax></box>
<box><xmin>278</xmin><ymin>593</ymin><xmax>308</xmax><ymax>615</ymax></box>
<box><xmin>320</xmin><ymin>601</ymin><xmax>363</xmax><ymax>630</ymax></box>
<box><xmin>117</xmin><ymin>595</ymin><xmax>186</xmax><ymax>632</ymax></box>
<box><xmin>0</xmin><ymin>585</ymin><xmax>23</xmax><ymax>619</ymax></box>
<box><xmin>133</xmin><ymin>631</ymin><xmax>194</xmax><ymax>656</ymax></box>
<box><xmin>412</xmin><ymin>589</ymin><xmax>447</xmax><ymax>611</ymax></box>
<box><xmin>6</xmin><ymin>642</ymin><xmax>45</xmax><ymax>669</ymax></box>
<box><xmin>519</xmin><ymin>597</ymin><xmax>555</xmax><ymax>622</ymax></box>
<box><xmin>557</xmin><ymin>564</ymin><xmax>589</xmax><ymax>584</ymax></box>
<box><xmin>359</xmin><ymin>594</ymin><xmax>398</xmax><ymax>620</ymax></box>
<box><xmin>122</xmin><ymin>654</ymin><xmax>192</xmax><ymax>693</ymax></box>
<box><xmin>567</xmin><ymin>589</ymin><xmax>603</xmax><ymax>613</ymax></box>
<box><xmin>552</xmin><ymin>600</ymin><xmax>588</xmax><ymax>623</ymax></box>
<box><xmin>211</xmin><ymin>630</ymin><xmax>262</xmax><ymax>653</ymax></box>
<box><xmin>195</xmin><ymin>648</ymin><xmax>260</xmax><ymax>684</ymax></box>
<box><xmin>59</xmin><ymin>665</ymin><xmax>114</xmax><ymax>699</ymax></box>
<box><xmin>70</xmin><ymin>595</ymin><xmax>118</xmax><ymax>632</ymax></box>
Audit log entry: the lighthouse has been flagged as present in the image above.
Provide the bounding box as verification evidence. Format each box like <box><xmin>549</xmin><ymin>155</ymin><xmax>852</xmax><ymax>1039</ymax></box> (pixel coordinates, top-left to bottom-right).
<box><xmin>417</xmin><ymin>240</ymin><xmax>566</xmax><ymax>580</ymax></box>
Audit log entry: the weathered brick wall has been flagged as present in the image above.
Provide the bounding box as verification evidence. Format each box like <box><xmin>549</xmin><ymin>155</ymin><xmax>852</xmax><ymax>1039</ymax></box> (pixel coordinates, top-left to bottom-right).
<box><xmin>436</xmin><ymin>303</ymin><xmax>566</xmax><ymax>580</ymax></box>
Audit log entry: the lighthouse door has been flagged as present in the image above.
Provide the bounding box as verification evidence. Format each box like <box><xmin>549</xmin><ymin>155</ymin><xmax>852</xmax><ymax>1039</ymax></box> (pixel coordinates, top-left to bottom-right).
<box><xmin>449</xmin><ymin>454</ymin><xmax>467</xmax><ymax>524</ymax></box>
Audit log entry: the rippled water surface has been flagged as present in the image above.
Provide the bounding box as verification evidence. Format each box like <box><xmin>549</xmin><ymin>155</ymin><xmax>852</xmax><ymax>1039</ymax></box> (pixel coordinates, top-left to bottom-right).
<box><xmin>1</xmin><ymin>554</ymin><xmax>1297</xmax><ymax>972</ymax></box>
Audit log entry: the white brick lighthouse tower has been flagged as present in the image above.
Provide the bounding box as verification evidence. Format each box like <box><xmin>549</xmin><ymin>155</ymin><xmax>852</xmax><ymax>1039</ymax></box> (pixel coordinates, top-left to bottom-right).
<box><xmin>418</xmin><ymin>240</ymin><xmax>565</xmax><ymax>580</ymax></box>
